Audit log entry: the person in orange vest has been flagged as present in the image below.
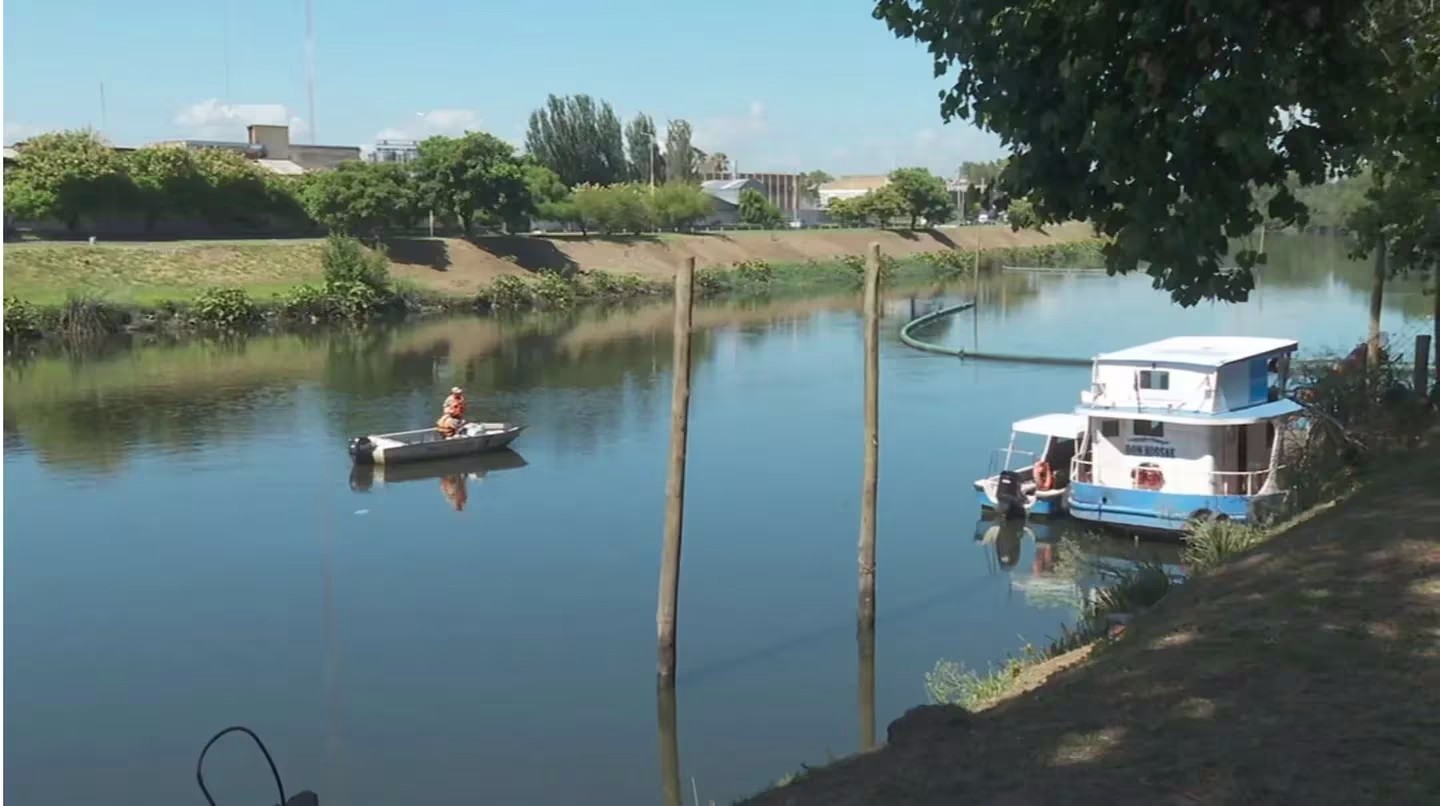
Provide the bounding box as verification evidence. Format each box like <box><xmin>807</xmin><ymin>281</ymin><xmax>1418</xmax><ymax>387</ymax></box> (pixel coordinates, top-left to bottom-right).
<box><xmin>436</xmin><ymin>386</ymin><xmax>467</xmax><ymax>438</ymax></box>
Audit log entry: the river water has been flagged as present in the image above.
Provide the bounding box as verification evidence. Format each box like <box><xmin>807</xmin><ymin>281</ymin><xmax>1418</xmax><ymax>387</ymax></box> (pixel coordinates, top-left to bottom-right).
<box><xmin>3</xmin><ymin>235</ymin><xmax>1432</xmax><ymax>805</ymax></box>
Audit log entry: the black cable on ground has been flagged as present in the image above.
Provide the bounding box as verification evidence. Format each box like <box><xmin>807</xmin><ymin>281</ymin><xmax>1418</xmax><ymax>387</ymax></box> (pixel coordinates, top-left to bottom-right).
<box><xmin>196</xmin><ymin>725</ymin><xmax>287</xmax><ymax>806</ymax></box>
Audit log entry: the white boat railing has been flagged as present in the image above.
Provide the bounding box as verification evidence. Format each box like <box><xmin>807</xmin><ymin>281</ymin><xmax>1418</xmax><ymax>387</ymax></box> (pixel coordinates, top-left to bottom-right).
<box><xmin>1070</xmin><ymin>458</ymin><xmax>1280</xmax><ymax>496</ymax></box>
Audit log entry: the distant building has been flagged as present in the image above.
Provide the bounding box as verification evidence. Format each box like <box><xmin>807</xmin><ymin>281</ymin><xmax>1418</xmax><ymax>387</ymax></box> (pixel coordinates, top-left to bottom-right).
<box><xmin>150</xmin><ymin>124</ymin><xmax>359</xmax><ymax>174</ymax></box>
<box><xmin>699</xmin><ymin>178</ymin><xmax>766</xmax><ymax>225</ymax></box>
<box><xmin>700</xmin><ymin>171</ymin><xmax>804</xmax><ymax>218</ymax></box>
<box><xmin>368</xmin><ymin>139</ymin><xmax>421</xmax><ymax>165</ymax></box>
<box><xmin>817</xmin><ymin>175</ymin><xmax>890</xmax><ymax>207</ymax></box>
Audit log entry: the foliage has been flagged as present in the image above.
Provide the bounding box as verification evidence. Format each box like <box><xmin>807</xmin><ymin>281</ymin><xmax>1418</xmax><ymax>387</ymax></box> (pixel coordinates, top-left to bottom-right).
<box><xmin>733</xmin><ymin>259</ymin><xmax>776</xmax><ymax>284</ymax></box>
<box><xmin>191</xmin><ymin>287</ymin><xmax>260</xmax><ymax>329</ymax></box>
<box><xmin>800</xmin><ymin>170</ymin><xmax>834</xmax><ymax>202</ymax></box>
<box><xmin>3</xmin><ymin>130</ymin><xmax>129</xmax><ymax>229</ymax></box>
<box><xmin>1006</xmin><ymin>197</ymin><xmax>1040</xmax><ymax>231</ymax></box>
<box><xmin>926</xmin><ymin>650</ymin><xmax>1038</xmax><ymax>711</ymax></box>
<box><xmin>916</xmin><ymin>248</ymin><xmax>976</xmax><ymax>277</ymax></box>
<box><xmin>190</xmin><ymin>148</ymin><xmax>276</xmax><ymax>228</ymax></box>
<box><xmin>873</xmin><ymin>0</ymin><xmax>1438</xmax><ymax>305</ymax></box>
<box><xmin>300</xmin><ymin>161</ymin><xmax>416</xmax><ymax>239</ymax></box>
<box><xmin>650</xmin><ymin>182</ymin><xmax>713</xmax><ymax>230</ymax></box>
<box><xmin>859</xmin><ymin>186</ymin><xmax>907</xmax><ymax>227</ymax></box>
<box><xmin>571</xmin><ymin>183</ymin><xmax>655</xmax><ymax>235</ymax></box>
<box><xmin>525</xmin><ymin>94</ymin><xmax>629</xmax><ymax>187</ymax></box>
<box><xmin>122</xmin><ymin>146</ymin><xmax>208</xmax><ymax>231</ymax></box>
<box><xmin>277</xmin><ymin>280</ymin><xmax>385</xmax><ymax>321</ymax></box>
<box><xmin>479</xmin><ymin>275</ymin><xmax>535</xmax><ymax>310</ymax></box>
<box><xmin>738</xmin><ymin>187</ymin><xmax>784</xmax><ymax>227</ymax></box>
<box><xmin>663</xmin><ymin>119</ymin><xmax>697</xmax><ymax>184</ymax></box>
<box><xmin>1182</xmin><ymin>519</ymin><xmax>1270</xmax><ymax>573</ymax></box>
<box><xmin>414</xmin><ymin>132</ymin><xmax>531</xmax><ymax>236</ymax></box>
<box><xmin>532</xmin><ymin>272</ymin><xmax>577</xmax><ymax>309</ymax></box>
<box><xmin>840</xmin><ymin>252</ymin><xmax>898</xmax><ymax>285</ymax></box>
<box><xmin>320</xmin><ymin>235</ymin><xmax>392</xmax><ymax>290</ymax></box>
<box><xmin>887</xmin><ymin>167</ymin><xmax>955</xmax><ymax>228</ymax></box>
<box><xmin>826</xmin><ymin>196</ymin><xmax>869</xmax><ymax>227</ymax></box>
<box><xmin>625</xmin><ymin>113</ymin><xmax>664</xmax><ymax>185</ymax></box>
<box><xmin>56</xmin><ymin>294</ymin><xmax>125</xmax><ymax>342</ymax></box>
<box><xmin>4</xmin><ymin>296</ymin><xmax>43</xmax><ymax>342</ymax></box>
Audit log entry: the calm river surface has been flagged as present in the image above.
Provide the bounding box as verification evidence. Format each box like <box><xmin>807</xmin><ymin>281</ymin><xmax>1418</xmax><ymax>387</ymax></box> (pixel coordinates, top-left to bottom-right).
<box><xmin>4</xmin><ymin>235</ymin><xmax>1432</xmax><ymax>805</ymax></box>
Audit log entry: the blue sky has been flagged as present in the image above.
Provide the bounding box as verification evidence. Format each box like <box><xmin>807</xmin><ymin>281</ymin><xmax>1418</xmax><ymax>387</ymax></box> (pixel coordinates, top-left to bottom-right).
<box><xmin>3</xmin><ymin>0</ymin><xmax>1006</xmax><ymax>175</ymax></box>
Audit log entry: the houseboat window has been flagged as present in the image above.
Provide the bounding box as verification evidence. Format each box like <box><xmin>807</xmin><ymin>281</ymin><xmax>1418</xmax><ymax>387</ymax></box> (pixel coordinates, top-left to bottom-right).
<box><xmin>1134</xmin><ymin>420</ymin><xmax>1166</xmax><ymax>438</ymax></box>
<box><xmin>1139</xmin><ymin>370</ymin><xmax>1170</xmax><ymax>390</ymax></box>
<box><xmin>1099</xmin><ymin>419</ymin><xmax>1120</xmax><ymax>437</ymax></box>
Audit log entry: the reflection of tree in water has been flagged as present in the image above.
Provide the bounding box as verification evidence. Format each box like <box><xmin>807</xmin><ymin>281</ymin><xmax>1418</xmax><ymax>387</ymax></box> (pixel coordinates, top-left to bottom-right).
<box><xmin>1256</xmin><ymin>233</ymin><xmax>1433</xmax><ymax>318</ymax></box>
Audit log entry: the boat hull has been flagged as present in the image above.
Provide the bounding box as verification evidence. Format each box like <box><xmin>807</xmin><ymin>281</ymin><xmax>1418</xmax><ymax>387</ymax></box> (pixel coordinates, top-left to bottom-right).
<box><xmin>1067</xmin><ymin>481</ymin><xmax>1288</xmax><ymax>534</ymax></box>
<box><xmin>350</xmin><ymin>424</ymin><xmax>525</xmax><ymax>465</ymax></box>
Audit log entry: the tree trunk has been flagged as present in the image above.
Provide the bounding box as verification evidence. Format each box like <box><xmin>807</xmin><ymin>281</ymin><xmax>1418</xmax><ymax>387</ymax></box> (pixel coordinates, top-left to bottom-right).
<box><xmin>1434</xmin><ymin>272</ymin><xmax>1439</xmax><ymax>390</ymax></box>
<box><xmin>1366</xmin><ymin>242</ymin><xmax>1386</xmax><ymax>368</ymax></box>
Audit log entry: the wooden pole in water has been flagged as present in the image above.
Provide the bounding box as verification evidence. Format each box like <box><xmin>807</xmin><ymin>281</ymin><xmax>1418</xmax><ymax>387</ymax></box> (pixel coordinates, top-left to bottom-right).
<box><xmin>858</xmin><ymin>243</ymin><xmax>881</xmax><ymax>630</ymax></box>
<box><xmin>657</xmin><ymin>257</ymin><xmax>696</xmax><ymax>681</ymax></box>
<box><xmin>1367</xmin><ymin>243</ymin><xmax>1387</xmax><ymax>368</ymax></box>
<box><xmin>656</xmin><ymin>682</ymin><xmax>682</xmax><ymax>806</ymax></box>
<box><xmin>858</xmin><ymin>622</ymin><xmax>877</xmax><ymax>751</ymax></box>
<box><xmin>1415</xmin><ymin>335</ymin><xmax>1432</xmax><ymax>399</ymax></box>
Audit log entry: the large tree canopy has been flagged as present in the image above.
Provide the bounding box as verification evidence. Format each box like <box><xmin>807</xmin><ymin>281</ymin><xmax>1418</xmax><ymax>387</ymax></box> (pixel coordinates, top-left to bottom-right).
<box><xmin>415</xmin><ymin>132</ymin><xmax>530</xmax><ymax>236</ymax></box>
<box><xmin>525</xmin><ymin>94</ymin><xmax>628</xmax><ymax>187</ymax></box>
<box><xmin>873</xmin><ymin>0</ymin><xmax>1430</xmax><ymax>305</ymax></box>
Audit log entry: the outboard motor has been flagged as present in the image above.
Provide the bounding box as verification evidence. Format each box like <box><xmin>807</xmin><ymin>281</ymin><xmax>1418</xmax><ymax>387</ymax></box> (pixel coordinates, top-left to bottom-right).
<box><xmin>994</xmin><ymin>470</ymin><xmax>1026</xmax><ymax>520</ymax></box>
<box><xmin>348</xmin><ymin>436</ymin><xmax>375</xmax><ymax>464</ymax></box>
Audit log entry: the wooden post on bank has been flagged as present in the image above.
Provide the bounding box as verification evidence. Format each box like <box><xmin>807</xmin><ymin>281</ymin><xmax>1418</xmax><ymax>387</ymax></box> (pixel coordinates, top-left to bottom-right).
<box><xmin>657</xmin><ymin>257</ymin><xmax>696</xmax><ymax>682</ymax></box>
<box><xmin>858</xmin><ymin>243</ymin><xmax>881</xmax><ymax>630</ymax></box>
<box><xmin>1416</xmin><ymin>334</ymin><xmax>1432</xmax><ymax>398</ymax></box>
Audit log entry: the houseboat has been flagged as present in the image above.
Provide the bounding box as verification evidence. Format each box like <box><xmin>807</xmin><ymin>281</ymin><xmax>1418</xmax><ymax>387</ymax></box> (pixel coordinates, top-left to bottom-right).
<box><xmin>974</xmin><ymin>413</ymin><xmax>1086</xmax><ymax>519</ymax></box>
<box><xmin>1067</xmin><ymin>337</ymin><xmax>1302</xmax><ymax>534</ymax></box>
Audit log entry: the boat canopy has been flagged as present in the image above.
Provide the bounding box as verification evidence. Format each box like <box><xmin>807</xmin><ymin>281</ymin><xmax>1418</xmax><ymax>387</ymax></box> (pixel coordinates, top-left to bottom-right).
<box><xmin>1012</xmin><ymin>413</ymin><xmax>1087</xmax><ymax>438</ymax></box>
<box><xmin>1075</xmin><ymin>397</ymin><xmax>1304</xmax><ymax>426</ymax></box>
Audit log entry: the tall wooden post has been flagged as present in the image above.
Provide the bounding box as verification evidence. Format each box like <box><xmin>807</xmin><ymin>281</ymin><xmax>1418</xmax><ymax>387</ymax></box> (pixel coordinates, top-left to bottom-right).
<box><xmin>1415</xmin><ymin>335</ymin><xmax>1432</xmax><ymax>398</ymax></box>
<box><xmin>1367</xmin><ymin>243</ymin><xmax>1386</xmax><ymax>368</ymax></box>
<box><xmin>858</xmin><ymin>243</ymin><xmax>881</xmax><ymax>630</ymax></box>
<box><xmin>858</xmin><ymin>622</ymin><xmax>877</xmax><ymax>752</ymax></box>
<box><xmin>656</xmin><ymin>683</ymin><xmax>682</xmax><ymax>806</ymax></box>
<box><xmin>657</xmin><ymin>257</ymin><xmax>696</xmax><ymax>681</ymax></box>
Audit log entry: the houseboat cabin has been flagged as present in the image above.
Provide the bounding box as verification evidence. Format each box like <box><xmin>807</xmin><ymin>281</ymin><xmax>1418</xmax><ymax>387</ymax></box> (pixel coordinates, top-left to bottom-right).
<box><xmin>974</xmin><ymin>413</ymin><xmax>1086</xmax><ymax>519</ymax></box>
<box><xmin>1068</xmin><ymin>337</ymin><xmax>1301</xmax><ymax>533</ymax></box>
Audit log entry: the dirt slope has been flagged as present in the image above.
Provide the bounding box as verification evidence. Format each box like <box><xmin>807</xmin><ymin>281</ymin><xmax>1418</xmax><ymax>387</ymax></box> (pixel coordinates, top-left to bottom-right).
<box><xmin>384</xmin><ymin>223</ymin><xmax>1095</xmax><ymax>292</ymax></box>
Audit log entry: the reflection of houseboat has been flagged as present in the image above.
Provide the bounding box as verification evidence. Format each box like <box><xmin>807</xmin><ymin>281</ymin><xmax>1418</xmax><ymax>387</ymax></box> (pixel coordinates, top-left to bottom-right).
<box><xmin>1068</xmin><ymin>337</ymin><xmax>1301</xmax><ymax>534</ymax></box>
<box><xmin>974</xmin><ymin>414</ymin><xmax>1085</xmax><ymax>518</ymax></box>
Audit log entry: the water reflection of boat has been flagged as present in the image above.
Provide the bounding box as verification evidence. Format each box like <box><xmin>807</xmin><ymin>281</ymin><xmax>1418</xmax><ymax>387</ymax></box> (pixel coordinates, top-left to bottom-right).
<box><xmin>349</xmin><ymin>450</ymin><xmax>529</xmax><ymax>490</ymax></box>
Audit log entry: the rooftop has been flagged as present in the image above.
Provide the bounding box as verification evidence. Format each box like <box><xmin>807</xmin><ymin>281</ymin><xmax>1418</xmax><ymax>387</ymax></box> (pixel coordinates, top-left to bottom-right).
<box><xmin>1012</xmin><ymin>413</ymin><xmax>1087</xmax><ymax>438</ymax></box>
<box><xmin>1095</xmin><ymin>337</ymin><xmax>1299</xmax><ymax>368</ymax></box>
<box><xmin>819</xmin><ymin>174</ymin><xmax>890</xmax><ymax>192</ymax></box>
<box><xmin>700</xmin><ymin>178</ymin><xmax>758</xmax><ymax>192</ymax></box>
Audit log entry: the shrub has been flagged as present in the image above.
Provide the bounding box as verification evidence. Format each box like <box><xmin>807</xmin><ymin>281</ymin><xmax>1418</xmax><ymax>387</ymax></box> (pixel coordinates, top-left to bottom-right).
<box><xmin>733</xmin><ymin>259</ymin><xmax>776</xmax><ymax>284</ymax></box>
<box><xmin>1182</xmin><ymin>519</ymin><xmax>1270</xmax><ymax>572</ymax></box>
<box><xmin>840</xmin><ymin>253</ymin><xmax>896</xmax><ymax>286</ymax></box>
<box><xmin>321</xmin><ymin>234</ymin><xmax>391</xmax><ymax>290</ymax></box>
<box><xmin>693</xmin><ymin>267</ymin><xmax>732</xmax><ymax>297</ymax></box>
<box><xmin>191</xmin><ymin>287</ymin><xmax>260</xmax><ymax>329</ymax></box>
<box><xmin>4</xmin><ymin>297</ymin><xmax>43</xmax><ymax>342</ymax></box>
<box><xmin>926</xmin><ymin>647</ymin><xmax>1039</xmax><ymax>710</ymax></box>
<box><xmin>580</xmin><ymin>270</ymin><xmax>625</xmax><ymax>298</ymax></box>
<box><xmin>533</xmin><ymin>272</ymin><xmax>576</xmax><ymax>309</ymax></box>
<box><xmin>276</xmin><ymin>280</ymin><xmax>384</xmax><ymax>321</ymax></box>
<box><xmin>277</xmin><ymin>283</ymin><xmax>331</xmax><ymax>320</ymax></box>
<box><xmin>917</xmin><ymin>249</ymin><xmax>976</xmax><ymax>277</ymax></box>
<box><xmin>480</xmin><ymin>275</ymin><xmax>534</xmax><ymax>310</ymax></box>
<box><xmin>56</xmin><ymin>294</ymin><xmax>125</xmax><ymax>342</ymax></box>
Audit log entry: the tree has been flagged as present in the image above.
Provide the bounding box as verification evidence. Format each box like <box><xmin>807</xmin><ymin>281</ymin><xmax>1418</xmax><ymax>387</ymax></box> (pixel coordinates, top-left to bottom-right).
<box><xmin>887</xmin><ymin>167</ymin><xmax>955</xmax><ymax>228</ymax></box>
<box><xmin>625</xmin><ymin>113</ymin><xmax>664</xmax><ymax>186</ymax></box>
<box><xmin>525</xmin><ymin>94</ymin><xmax>628</xmax><ymax>187</ymax></box>
<box><xmin>664</xmin><ymin>119</ymin><xmax>697</xmax><ymax>184</ymax></box>
<box><xmin>827</xmin><ymin>196</ymin><xmax>869</xmax><ymax>227</ymax></box>
<box><xmin>122</xmin><ymin>146</ymin><xmax>208</xmax><ymax>231</ymax></box>
<box><xmin>300</xmin><ymin>161</ymin><xmax>417</xmax><ymax>239</ymax></box>
<box><xmin>801</xmin><ymin>170</ymin><xmax>834</xmax><ymax>203</ymax></box>
<box><xmin>572</xmin><ymin>183</ymin><xmax>655</xmax><ymax>235</ymax></box>
<box><xmin>191</xmin><ymin>148</ymin><xmax>275</xmax><ymax>229</ymax></box>
<box><xmin>873</xmin><ymin>1</ymin><xmax>1432</xmax><ymax>305</ymax></box>
<box><xmin>3</xmin><ymin>130</ymin><xmax>128</xmax><ymax>229</ymax></box>
<box><xmin>414</xmin><ymin>132</ymin><xmax>531</xmax><ymax>236</ymax></box>
<box><xmin>858</xmin><ymin>186</ymin><xmax>906</xmax><ymax>228</ymax></box>
<box><xmin>1005</xmin><ymin>196</ymin><xmax>1040</xmax><ymax>230</ymax></box>
<box><xmin>651</xmin><ymin>182</ymin><xmax>712</xmax><ymax>230</ymax></box>
<box><xmin>738</xmin><ymin>187</ymin><xmax>783</xmax><ymax>228</ymax></box>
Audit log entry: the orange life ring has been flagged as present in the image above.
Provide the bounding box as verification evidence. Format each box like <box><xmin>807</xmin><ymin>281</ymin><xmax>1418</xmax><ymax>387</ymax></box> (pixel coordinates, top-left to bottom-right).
<box><xmin>1033</xmin><ymin>460</ymin><xmax>1054</xmax><ymax>492</ymax></box>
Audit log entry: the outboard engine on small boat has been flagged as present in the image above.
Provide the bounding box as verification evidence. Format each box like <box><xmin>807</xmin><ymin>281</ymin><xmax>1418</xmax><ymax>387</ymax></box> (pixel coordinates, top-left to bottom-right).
<box><xmin>348</xmin><ymin>436</ymin><xmax>375</xmax><ymax>464</ymax></box>
<box><xmin>994</xmin><ymin>470</ymin><xmax>1026</xmax><ymax>520</ymax></box>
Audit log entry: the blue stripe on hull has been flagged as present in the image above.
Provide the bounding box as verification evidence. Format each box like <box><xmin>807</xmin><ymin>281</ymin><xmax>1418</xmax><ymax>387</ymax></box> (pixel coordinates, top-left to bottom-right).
<box><xmin>1068</xmin><ymin>482</ymin><xmax>1284</xmax><ymax>533</ymax></box>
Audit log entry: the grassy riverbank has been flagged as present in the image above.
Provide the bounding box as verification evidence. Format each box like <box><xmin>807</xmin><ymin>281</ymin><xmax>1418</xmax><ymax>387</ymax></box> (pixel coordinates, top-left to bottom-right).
<box><xmin>743</xmin><ymin>438</ymin><xmax>1440</xmax><ymax>805</ymax></box>
<box><xmin>3</xmin><ymin>226</ymin><xmax>1104</xmax><ymax>344</ymax></box>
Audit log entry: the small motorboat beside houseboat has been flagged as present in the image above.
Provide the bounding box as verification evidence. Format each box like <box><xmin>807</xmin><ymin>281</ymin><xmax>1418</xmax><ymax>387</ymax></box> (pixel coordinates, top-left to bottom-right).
<box><xmin>1067</xmin><ymin>337</ymin><xmax>1301</xmax><ymax>534</ymax></box>
<box><xmin>974</xmin><ymin>413</ymin><xmax>1086</xmax><ymax>519</ymax></box>
<box><xmin>348</xmin><ymin>422</ymin><xmax>525</xmax><ymax>465</ymax></box>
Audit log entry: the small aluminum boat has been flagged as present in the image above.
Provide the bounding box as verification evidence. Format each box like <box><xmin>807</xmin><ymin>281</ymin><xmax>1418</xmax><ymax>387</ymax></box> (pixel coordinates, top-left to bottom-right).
<box><xmin>348</xmin><ymin>422</ymin><xmax>525</xmax><ymax>465</ymax></box>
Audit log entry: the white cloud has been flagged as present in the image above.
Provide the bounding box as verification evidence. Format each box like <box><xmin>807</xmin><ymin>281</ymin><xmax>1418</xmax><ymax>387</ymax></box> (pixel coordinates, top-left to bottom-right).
<box><xmin>175</xmin><ymin>99</ymin><xmax>306</xmax><ymax>140</ymax></box>
<box><xmin>373</xmin><ymin>108</ymin><xmax>482</xmax><ymax>142</ymax></box>
<box><xmin>692</xmin><ymin>101</ymin><xmax>769</xmax><ymax>153</ymax></box>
